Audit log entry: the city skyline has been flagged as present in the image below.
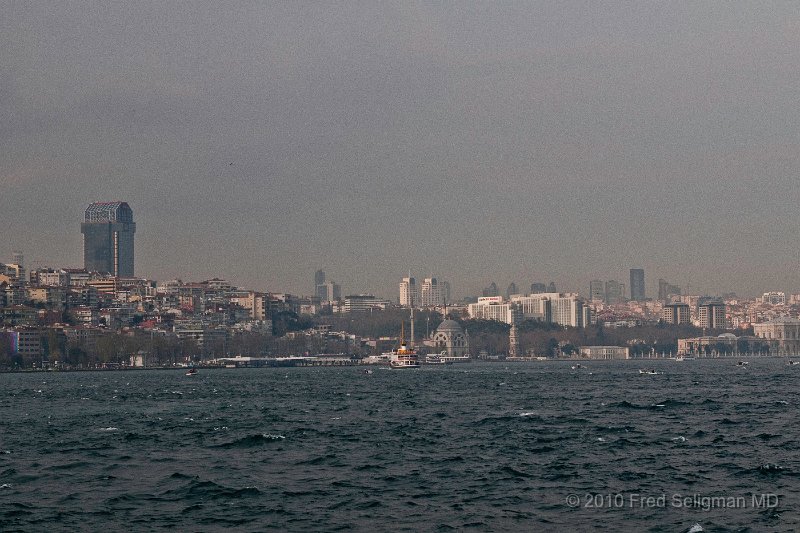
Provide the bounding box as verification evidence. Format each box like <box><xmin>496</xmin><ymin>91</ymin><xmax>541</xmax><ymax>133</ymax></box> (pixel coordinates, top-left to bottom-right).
<box><xmin>1</xmin><ymin>199</ymin><xmax>799</xmax><ymax>301</ymax></box>
<box><xmin>2</xmin><ymin>199</ymin><xmax>798</xmax><ymax>302</ymax></box>
<box><xmin>4</xmin><ymin>3</ymin><xmax>800</xmax><ymax>298</ymax></box>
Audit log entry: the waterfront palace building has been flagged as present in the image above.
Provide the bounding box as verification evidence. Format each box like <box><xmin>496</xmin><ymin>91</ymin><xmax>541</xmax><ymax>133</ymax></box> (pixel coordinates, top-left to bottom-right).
<box><xmin>753</xmin><ymin>317</ymin><xmax>800</xmax><ymax>355</ymax></box>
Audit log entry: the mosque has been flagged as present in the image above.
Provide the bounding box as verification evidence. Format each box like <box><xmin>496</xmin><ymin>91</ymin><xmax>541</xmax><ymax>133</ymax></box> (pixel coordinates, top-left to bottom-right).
<box><xmin>430</xmin><ymin>319</ymin><xmax>470</xmax><ymax>358</ymax></box>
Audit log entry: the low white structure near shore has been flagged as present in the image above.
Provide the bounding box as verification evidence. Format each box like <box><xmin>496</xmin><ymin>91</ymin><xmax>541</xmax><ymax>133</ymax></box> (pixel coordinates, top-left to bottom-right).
<box><xmin>579</xmin><ymin>346</ymin><xmax>629</xmax><ymax>360</ymax></box>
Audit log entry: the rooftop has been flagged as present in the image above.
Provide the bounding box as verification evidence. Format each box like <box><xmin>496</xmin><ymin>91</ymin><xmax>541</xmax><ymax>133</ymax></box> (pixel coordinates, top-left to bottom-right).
<box><xmin>84</xmin><ymin>202</ymin><xmax>133</xmax><ymax>223</ymax></box>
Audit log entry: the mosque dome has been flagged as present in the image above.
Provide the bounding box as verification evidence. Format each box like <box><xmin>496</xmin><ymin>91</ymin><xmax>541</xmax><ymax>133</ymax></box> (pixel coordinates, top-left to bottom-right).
<box><xmin>436</xmin><ymin>320</ymin><xmax>463</xmax><ymax>333</ymax></box>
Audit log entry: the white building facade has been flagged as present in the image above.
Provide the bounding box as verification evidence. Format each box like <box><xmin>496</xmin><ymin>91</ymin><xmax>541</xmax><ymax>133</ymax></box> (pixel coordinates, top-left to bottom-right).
<box><xmin>399</xmin><ymin>276</ymin><xmax>419</xmax><ymax>307</ymax></box>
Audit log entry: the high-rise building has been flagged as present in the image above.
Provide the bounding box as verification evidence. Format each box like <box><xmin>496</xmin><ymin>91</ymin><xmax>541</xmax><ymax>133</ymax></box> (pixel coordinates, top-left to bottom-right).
<box><xmin>482</xmin><ymin>282</ymin><xmax>499</xmax><ymax>297</ymax></box>
<box><xmin>399</xmin><ymin>276</ymin><xmax>419</xmax><ymax>307</ymax></box>
<box><xmin>550</xmin><ymin>295</ymin><xmax>586</xmax><ymax>327</ymax></box>
<box><xmin>421</xmin><ymin>277</ymin><xmax>444</xmax><ymax>307</ymax></box>
<box><xmin>658</xmin><ymin>278</ymin><xmax>681</xmax><ymax>301</ymax></box>
<box><xmin>314</xmin><ymin>270</ymin><xmax>326</xmax><ymax>298</ymax></box>
<box><xmin>11</xmin><ymin>251</ymin><xmax>23</xmax><ymax>269</ymax></box>
<box><xmin>762</xmin><ymin>292</ymin><xmax>787</xmax><ymax>305</ymax></box>
<box><xmin>530</xmin><ymin>282</ymin><xmax>547</xmax><ymax>294</ymax></box>
<box><xmin>319</xmin><ymin>280</ymin><xmax>341</xmax><ymax>302</ymax></box>
<box><xmin>506</xmin><ymin>282</ymin><xmax>518</xmax><ymax>299</ymax></box>
<box><xmin>467</xmin><ymin>296</ymin><xmax>516</xmax><ymax>324</ymax></box>
<box><xmin>589</xmin><ymin>280</ymin><xmax>605</xmax><ymax>301</ymax></box>
<box><xmin>662</xmin><ymin>303</ymin><xmax>691</xmax><ymax>325</ymax></box>
<box><xmin>81</xmin><ymin>202</ymin><xmax>136</xmax><ymax>277</ymax></box>
<box><xmin>605</xmin><ymin>280</ymin><xmax>625</xmax><ymax>304</ymax></box>
<box><xmin>629</xmin><ymin>269</ymin><xmax>645</xmax><ymax>301</ymax></box>
<box><xmin>698</xmin><ymin>302</ymin><xmax>726</xmax><ymax>330</ymax></box>
<box><xmin>441</xmin><ymin>281</ymin><xmax>451</xmax><ymax>305</ymax></box>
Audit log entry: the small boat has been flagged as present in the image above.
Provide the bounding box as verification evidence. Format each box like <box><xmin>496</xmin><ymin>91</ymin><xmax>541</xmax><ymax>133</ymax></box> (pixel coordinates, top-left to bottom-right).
<box><xmin>639</xmin><ymin>369</ymin><xmax>660</xmax><ymax>375</ymax></box>
<box><xmin>185</xmin><ymin>368</ymin><xmax>198</xmax><ymax>376</ymax></box>
<box><xmin>363</xmin><ymin>369</ymin><xmax>374</xmax><ymax>374</ymax></box>
<box><xmin>788</xmin><ymin>361</ymin><xmax>800</xmax><ymax>366</ymax></box>
<box><xmin>737</xmin><ymin>361</ymin><xmax>749</xmax><ymax>367</ymax></box>
<box><xmin>571</xmin><ymin>364</ymin><xmax>584</xmax><ymax>370</ymax></box>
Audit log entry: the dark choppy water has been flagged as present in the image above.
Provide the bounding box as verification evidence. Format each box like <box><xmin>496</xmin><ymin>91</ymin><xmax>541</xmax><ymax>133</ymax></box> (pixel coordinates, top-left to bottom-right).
<box><xmin>2</xmin><ymin>359</ymin><xmax>800</xmax><ymax>532</ymax></box>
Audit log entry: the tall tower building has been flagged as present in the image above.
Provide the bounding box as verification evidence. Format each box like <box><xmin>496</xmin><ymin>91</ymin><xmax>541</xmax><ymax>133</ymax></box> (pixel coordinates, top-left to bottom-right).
<box><xmin>441</xmin><ymin>281</ymin><xmax>451</xmax><ymax>305</ymax></box>
<box><xmin>319</xmin><ymin>280</ymin><xmax>341</xmax><ymax>302</ymax></box>
<box><xmin>630</xmin><ymin>268</ymin><xmax>645</xmax><ymax>301</ymax></box>
<box><xmin>482</xmin><ymin>282</ymin><xmax>499</xmax><ymax>297</ymax></box>
<box><xmin>421</xmin><ymin>277</ymin><xmax>443</xmax><ymax>307</ymax></box>
<box><xmin>314</xmin><ymin>269</ymin><xmax>326</xmax><ymax>299</ymax></box>
<box><xmin>81</xmin><ymin>202</ymin><xmax>136</xmax><ymax>277</ymax></box>
<box><xmin>658</xmin><ymin>278</ymin><xmax>681</xmax><ymax>302</ymax></box>
<box><xmin>589</xmin><ymin>280</ymin><xmax>604</xmax><ymax>301</ymax></box>
<box><xmin>698</xmin><ymin>302</ymin><xmax>726</xmax><ymax>330</ymax></box>
<box><xmin>399</xmin><ymin>276</ymin><xmax>419</xmax><ymax>307</ymax></box>
<box><xmin>11</xmin><ymin>251</ymin><xmax>24</xmax><ymax>284</ymax></box>
<box><xmin>506</xmin><ymin>282</ymin><xmax>518</xmax><ymax>299</ymax></box>
<box><xmin>662</xmin><ymin>303</ymin><xmax>691</xmax><ymax>325</ymax></box>
<box><xmin>530</xmin><ymin>282</ymin><xmax>547</xmax><ymax>294</ymax></box>
<box><xmin>605</xmin><ymin>280</ymin><xmax>625</xmax><ymax>304</ymax></box>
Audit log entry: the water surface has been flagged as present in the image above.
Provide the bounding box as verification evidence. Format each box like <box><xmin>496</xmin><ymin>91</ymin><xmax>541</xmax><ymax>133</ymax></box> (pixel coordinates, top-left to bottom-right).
<box><xmin>1</xmin><ymin>360</ymin><xmax>798</xmax><ymax>531</ymax></box>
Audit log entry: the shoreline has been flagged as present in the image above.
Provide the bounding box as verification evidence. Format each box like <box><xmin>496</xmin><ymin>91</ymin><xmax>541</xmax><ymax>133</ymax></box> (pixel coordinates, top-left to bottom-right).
<box><xmin>0</xmin><ymin>354</ymin><xmax>794</xmax><ymax>373</ymax></box>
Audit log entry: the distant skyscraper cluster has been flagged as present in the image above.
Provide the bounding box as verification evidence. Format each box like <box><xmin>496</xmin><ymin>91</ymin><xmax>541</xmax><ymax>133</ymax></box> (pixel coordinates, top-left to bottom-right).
<box><xmin>81</xmin><ymin>202</ymin><xmax>136</xmax><ymax>277</ymax></box>
<box><xmin>399</xmin><ymin>274</ymin><xmax>448</xmax><ymax>307</ymax></box>
<box><xmin>589</xmin><ymin>279</ymin><xmax>626</xmax><ymax>304</ymax></box>
<box><xmin>313</xmin><ymin>270</ymin><xmax>340</xmax><ymax>303</ymax></box>
<box><xmin>483</xmin><ymin>281</ymin><xmax>554</xmax><ymax>298</ymax></box>
<box><xmin>468</xmin><ymin>292</ymin><xmax>590</xmax><ymax>327</ymax></box>
<box><xmin>530</xmin><ymin>282</ymin><xmax>547</xmax><ymax>294</ymax></box>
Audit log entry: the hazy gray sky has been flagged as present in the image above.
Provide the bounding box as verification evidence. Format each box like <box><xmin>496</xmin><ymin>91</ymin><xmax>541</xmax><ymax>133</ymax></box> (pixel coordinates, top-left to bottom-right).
<box><xmin>3</xmin><ymin>2</ymin><xmax>800</xmax><ymax>299</ymax></box>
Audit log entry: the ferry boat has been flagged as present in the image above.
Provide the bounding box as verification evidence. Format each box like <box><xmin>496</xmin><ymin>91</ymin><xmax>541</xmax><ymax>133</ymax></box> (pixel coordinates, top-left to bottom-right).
<box><xmin>389</xmin><ymin>347</ymin><xmax>420</xmax><ymax>369</ymax></box>
<box><xmin>386</xmin><ymin>321</ymin><xmax>420</xmax><ymax>369</ymax></box>
<box><xmin>424</xmin><ymin>354</ymin><xmax>448</xmax><ymax>365</ymax></box>
<box><xmin>425</xmin><ymin>352</ymin><xmax>471</xmax><ymax>365</ymax></box>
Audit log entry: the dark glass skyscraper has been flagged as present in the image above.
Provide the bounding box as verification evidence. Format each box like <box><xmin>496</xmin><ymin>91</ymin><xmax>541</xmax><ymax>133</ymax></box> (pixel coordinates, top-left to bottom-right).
<box><xmin>630</xmin><ymin>268</ymin><xmax>645</xmax><ymax>301</ymax></box>
<box><xmin>314</xmin><ymin>269</ymin><xmax>326</xmax><ymax>299</ymax></box>
<box><xmin>81</xmin><ymin>202</ymin><xmax>136</xmax><ymax>277</ymax></box>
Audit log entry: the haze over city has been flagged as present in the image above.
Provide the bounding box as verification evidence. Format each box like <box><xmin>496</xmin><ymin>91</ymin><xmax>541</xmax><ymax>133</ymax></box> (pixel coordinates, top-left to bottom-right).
<box><xmin>3</xmin><ymin>2</ymin><xmax>800</xmax><ymax>298</ymax></box>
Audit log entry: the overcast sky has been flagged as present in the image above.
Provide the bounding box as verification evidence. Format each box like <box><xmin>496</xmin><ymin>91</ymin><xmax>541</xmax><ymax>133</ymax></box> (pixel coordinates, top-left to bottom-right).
<box><xmin>3</xmin><ymin>2</ymin><xmax>800</xmax><ymax>299</ymax></box>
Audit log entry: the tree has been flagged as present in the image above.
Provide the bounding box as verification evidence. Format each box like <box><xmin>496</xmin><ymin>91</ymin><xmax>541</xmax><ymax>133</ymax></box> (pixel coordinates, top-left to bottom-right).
<box><xmin>547</xmin><ymin>338</ymin><xmax>560</xmax><ymax>357</ymax></box>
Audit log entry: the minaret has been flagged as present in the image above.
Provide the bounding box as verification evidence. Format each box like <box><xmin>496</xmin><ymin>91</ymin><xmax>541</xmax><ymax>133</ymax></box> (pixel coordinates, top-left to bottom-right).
<box><xmin>410</xmin><ymin>303</ymin><xmax>415</xmax><ymax>349</ymax></box>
